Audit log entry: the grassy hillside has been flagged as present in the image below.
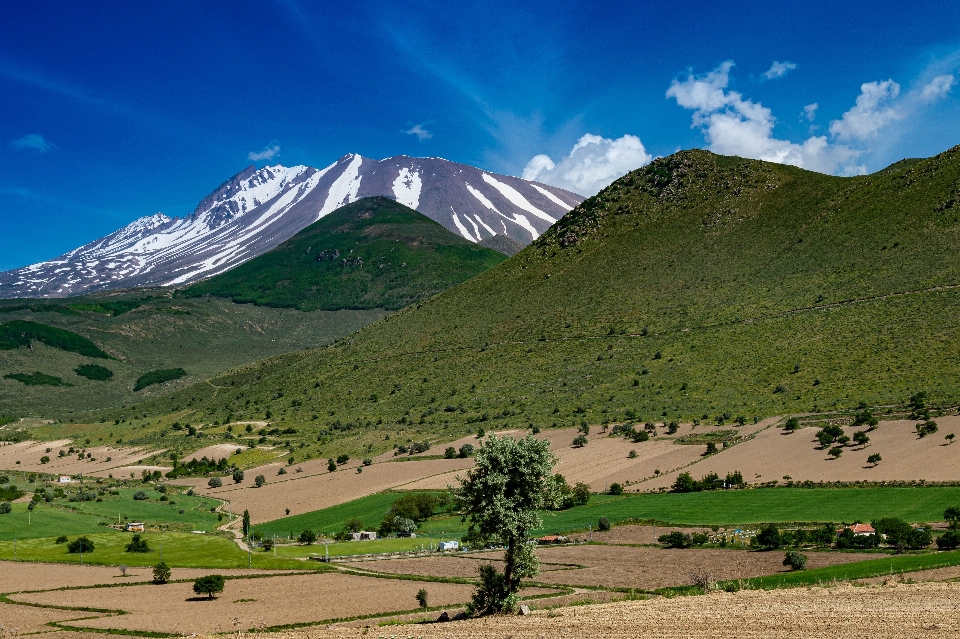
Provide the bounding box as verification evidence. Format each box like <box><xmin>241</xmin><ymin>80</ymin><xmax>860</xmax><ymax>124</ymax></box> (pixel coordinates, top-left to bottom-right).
<box><xmin>179</xmin><ymin>197</ymin><xmax>507</xmax><ymax>311</ymax></box>
<box><xmin>37</xmin><ymin>145</ymin><xmax>960</xmax><ymax>463</ymax></box>
<box><xmin>0</xmin><ymin>291</ymin><xmax>386</xmax><ymax>418</ymax></box>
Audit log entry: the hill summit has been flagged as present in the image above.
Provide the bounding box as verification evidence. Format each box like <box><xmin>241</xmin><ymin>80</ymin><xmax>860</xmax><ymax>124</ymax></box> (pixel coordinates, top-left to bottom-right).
<box><xmin>180</xmin><ymin>197</ymin><xmax>507</xmax><ymax>311</ymax></box>
<box><xmin>113</xmin><ymin>145</ymin><xmax>960</xmax><ymax>437</ymax></box>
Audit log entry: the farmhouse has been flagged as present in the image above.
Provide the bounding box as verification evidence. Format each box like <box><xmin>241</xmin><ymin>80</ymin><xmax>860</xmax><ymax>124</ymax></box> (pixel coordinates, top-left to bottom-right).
<box><xmin>438</xmin><ymin>540</ymin><xmax>459</xmax><ymax>551</ymax></box>
<box><xmin>126</xmin><ymin>522</ymin><xmax>145</xmax><ymax>532</ymax></box>
<box><xmin>350</xmin><ymin>531</ymin><xmax>377</xmax><ymax>541</ymax></box>
<box><xmin>846</xmin><ymin>523</ymin><xmax>876</xmax><ymax>536</ymax></box>
<box><xmin>58</xmin><ymin>475</ymin><xmax>71</xmax><ymax>483</ymax></box>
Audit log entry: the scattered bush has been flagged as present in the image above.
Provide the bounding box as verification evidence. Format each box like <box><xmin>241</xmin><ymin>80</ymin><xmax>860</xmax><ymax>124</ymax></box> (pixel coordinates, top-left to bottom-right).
<box><xmin>0</xmin><ymin>502</ymin><xmax>11</xmax><ymax>514</ymax></box>
<box><xmin>153</xmin><ymin>561</ymin><xmax>170</xmax><ymax>584</ymax></box>
<box><xmin>254</xmin><ymin>474</ymin><xmax>265</xmax><ymax>488</ymax></box>
<box><xmin>753</xmin><ymin>524</ymin><xmax>782</xmax><ymax>549</ymax></box>
<box><xmin>572</xmin><ymin>434</ymin><xmax>587</xmax><ymax>448</ymax></box>
<box><xmin>134</xmin><ymin>368</ymin><xmax>187</xmax><ymax>391</ymax></box>
<box><xmin>444</xmin><ymin>446</ymin><xmax>457</xmax><ymax>459</ymax></box>
<box><xmin>416</xmin><ymin>588</ymin><xmax>428</xmax><ymax>609</ymax></box>
<box><xmin>208</xmin><ymin>477</ymin><xmax>223</xmax><ymax>488</ymax></box>
<box><xmin>458</xmin><ymin>443</ymin><xmax>475</xmax><ymax>458</ymax></box>
<box><xmin>232</xmin><ymin>469</ymin><xmax>244</xmax><ymax>484</ymax></box>
<box><xmin>783</xmin><ymin>551</ymin><xmax>808</xmax><ymax>571</ymax></box>
<box><xmin>936</xmin><ymin>530</ymin><xmax>960</xmax><ymax>550</ymax></box>
<box><xmin>597</xmin><ymin>516</ymin><xmax>611</xmax><ymax>532</ymax></box>
<box><xmin>126</xmin><ymin>533</ymin><xmax>150</xmax><ymax>553</ymax></box>
<box><xmin>55</xmin><ymin>535</ymin><xmax>68</xmax><ymax>544</ymax></box>
<box><xmin>75</xmin><ymin>364</ymin><xmax>114</xmax><ymax>381</ymax></box>
<box><xmin>298</xmin><ymin>529</ymin><xmax>317</xmax><ymax>545</ymax></box>
<box><xmin>608</xmin><ymin>482</ymin><xmax>623</xmax><ymax>495</ymax></box>
<box><xmin>867</xmin><ymin>453</ymin><xmax>882</xmax><ymax>466</ymax></box>
<box><xmin>67</xmin><ymin>536</ymin><xmax>95</xmax><ymax>553</ymax></box>
<box><xmin>916</xmin><ymin>420</ymin><xmax>939</xmax><ymax>438</ymax></box>
<box><xmin>132</xmin><ymin>490</ymin><xmax>148</xmax><ymax>501</ymax></box>
<box><xmin>658</xmin><ymin>531</ymin><xmax>692</xmax><ymax>548</ymax></box>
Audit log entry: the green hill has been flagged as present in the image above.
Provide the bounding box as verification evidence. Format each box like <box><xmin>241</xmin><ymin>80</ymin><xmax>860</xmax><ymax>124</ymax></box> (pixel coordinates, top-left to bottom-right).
<box><xmin>179</xmin><ymin>197</ymin><xmax>507</xmax><ymax>311</ymax></box>
<box><xmin>62</xmin><ymin>145</ymin><xmax>960</xmax><ymax>460</ymax></box>
<box><xmin>0</xmin><ymin>292</ymin><xmax>386</xmax><ymax>418</ymax></box>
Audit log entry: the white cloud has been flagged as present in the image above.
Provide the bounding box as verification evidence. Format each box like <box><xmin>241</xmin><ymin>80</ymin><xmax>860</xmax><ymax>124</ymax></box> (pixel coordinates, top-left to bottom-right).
<box><xmin>667</xmin><ymin>61</ymin><xmax>861</xmax><ymax>175</ymax></box>
<box><xmin>521</xmin><ymin>133</ymin><xmax>653</xmax><ymax>196</ymax></box>
<box><xmin>920</xmin><ymin>74</ymin><xmax>955</xmax><ymax>103</ymax></box>
<box><xmin>763</xmin><ymin>60</ymin><xmax>797</xmax><ymax>80</ymax></box>
<box><xmin>828</xmin><ymin>80</ymin><xmax>904</xmax><ymax>141</ymax></box>
<box><xmin>247</xmin><ymin>143</ymin><xmax>280</xmax><ymax>161</ymax></box>
<box><xmin>404</xmin><ymin>124</ymin><xmax>433</xmax><ymax>141</ymax></box>
<box><xmin>802</xmin><ymin>103</ymin><xmax>818</xmax><ymax>122</ymax></box>
<box><xmin>11</xmin><ymin>133</ymin><xmax>55</xmax><ymax>152</ymax></box>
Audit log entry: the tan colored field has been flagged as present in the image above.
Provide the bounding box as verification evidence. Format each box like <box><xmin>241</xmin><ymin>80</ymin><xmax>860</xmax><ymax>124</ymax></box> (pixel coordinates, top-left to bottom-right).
<box><xmin>404</xmin><ymin>419</ymin><xmax>776</xmax><ymax>491</ymax></box>
<box><xmin>10</xmin><ymin>572</ymin><xmax>483</xmax><ymax>634</ymax></box>
<box><xmin>642</xmin><ymin>416</ymin><xmax>960</xmax><ymax>490</ymax></box>
<box><xmin>184</xmin><ymin>443</ymin><xmax>246</xmax><ymax>461</ymax></box>
<box><xmin>270</xmin><ymin>581</ymin><xmax>960</xmax><ymax>639</ymax></box>
<box><xmin>0</xmin><ymin>439</ymin><xmax>156</xmax><ymax>476</ymax></box>
<box><xmin>178</xmin><ymin>457</ymin><xmax>475</xmax><ymax>523</ymax></box>
<box><xmin>358</xmin><ymin>544</ymin><xmax>874</xmax><ymax>590</ymax></box>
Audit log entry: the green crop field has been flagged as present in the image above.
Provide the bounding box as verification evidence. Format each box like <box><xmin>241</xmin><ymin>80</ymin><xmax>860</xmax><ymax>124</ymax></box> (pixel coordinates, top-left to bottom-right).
<box><xmin>271</xmin><ymin>536</ymin><xmax>428</xmax><ymax>558</ymax></box>
<box><xmin>92</xmin><ymin>146</ymin><xmax>960</xmax><ymax>468</ymax></box>
<box><xmin>254</xmin><ymin>493</ymin><xmax>407</xmax><ymax>538</ymax></box>
<box><xmin>0</xmin><ymin>502</ymin><xmax>108</xmax><ymax>540</ymax></box>
<box><xmin>0</xmin><ymin>531</ymin><xmax>309</xmax><ymax>569</ymax></box>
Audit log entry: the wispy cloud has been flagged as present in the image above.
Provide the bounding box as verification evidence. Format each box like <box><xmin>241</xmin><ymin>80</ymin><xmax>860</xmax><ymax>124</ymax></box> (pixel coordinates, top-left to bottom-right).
<box><xmin>522</xmin><ymin>133</ymin><xmax>652</xmax><ymax>196</ymax></box>
<box><xmin>802</xmin><ymin>103</ymin><xmax>818</xmax><ymax>122</ymax></box>
<box><xmin>11</xmin><ymin>133</ymin><xmax>56</xmax><ymax>153</ymax></box>
<box><xmin>920</xmin><ymin>74</ymin><xmax>956</xmax><ymax>103</ymax></box>
<box><xmin>404</xmin><ymin>124</ymin><xmax>433</xmax><ymax>141</ymax></box>
<box><xmin>247</xmin><ymin>142</ymin><xmax>281</xmax><ymax>162</ymax></box>
<box><xmin>762</xmin><ymin>60</ymin><xmax>797</xmax><ymax>80</ymax></box>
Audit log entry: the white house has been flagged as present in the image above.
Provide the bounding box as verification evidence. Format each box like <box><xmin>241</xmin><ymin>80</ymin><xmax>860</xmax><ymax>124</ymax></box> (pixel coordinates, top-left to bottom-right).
<box><xmin>438</xmin><ymin>540</ymin><xmax>459</xmax><ymax>551</ymax></box>
<box><xmin>58</xmin><ymin>475</ymin><xmax>72</xmax><ymax>483</ymax></box>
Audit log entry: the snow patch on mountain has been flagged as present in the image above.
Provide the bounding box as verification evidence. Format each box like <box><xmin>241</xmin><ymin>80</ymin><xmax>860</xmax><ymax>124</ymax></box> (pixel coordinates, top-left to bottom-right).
<box><xmin>392</xmin><ymin>167</ymin><xmax>422</xmax><ymax>209</ymax></box>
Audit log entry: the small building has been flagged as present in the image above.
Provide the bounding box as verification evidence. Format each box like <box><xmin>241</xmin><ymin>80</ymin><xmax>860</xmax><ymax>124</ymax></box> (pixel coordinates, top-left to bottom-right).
<box><xmin>438</xmin><ymin>540</ymin><xmax>459</xmax><ymax>551</ymax></box>
<box><xmin>397</xmin><ymin>531</ymin><xmax>416</xmax><ymax>538</ymax></box>
<box><xmin>351</xmin><ymin>531</ymin><xmax>377</xmax><ymax>541</ymax></box>
<box><xmin>847</xmin><ymin>523</ymin><xmax>876</xmax><ymax>536</ymax></box>
<box><xmin>538</xmin><ymin>535</ymin><xmax>568</xmax><ymax>545</ymax></box>
<box><xmin>126</xmin><ymin>522</ymin><xmax>145</xmax><ymax>532</ymax></box>
<box><xmin>58</xmin><ymin>475</ymin><xmax>72</xmax><ymax>483</ymax></box>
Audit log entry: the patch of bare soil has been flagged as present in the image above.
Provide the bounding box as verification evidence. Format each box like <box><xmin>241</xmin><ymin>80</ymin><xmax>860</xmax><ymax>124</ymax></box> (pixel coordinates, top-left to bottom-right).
<box><xmin>642</xmin><ymin>416</ymin><xmax>960</xmax><ymax>490</ymax></box>
<box><xmin>364</xmin><ymin>545</ymin><xmax>875</xmax><ymax>590</ymax></box>
<box><xmin>10</xmin><ymin>572</ymin><xmax>479</xmax><ymax>634</ymax></box>
<box><xmin>179</xmin><ymin>457</ymin><xmax>475</xmax><ymax>524</ymax></box>
<box><xmin>0</xmin><ymin>440</ymin><xmax>156</xmax><ymax>476</ymax></box>
<box><xmin>269</xmin><ymin>581</ymin><xmax>960</xmax><ymax>639</ymax></box>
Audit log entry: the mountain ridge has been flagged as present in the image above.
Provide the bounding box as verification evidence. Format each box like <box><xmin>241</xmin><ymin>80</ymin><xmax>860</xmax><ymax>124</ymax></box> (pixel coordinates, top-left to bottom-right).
<box><xmin>0</xmin><ymin>155</ymin><xmax>581</xmax><ymax>298</ymax></box>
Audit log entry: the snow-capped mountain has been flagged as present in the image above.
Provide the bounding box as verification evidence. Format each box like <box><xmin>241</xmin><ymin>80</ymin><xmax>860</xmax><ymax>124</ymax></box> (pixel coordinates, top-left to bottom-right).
<box><xmin>0</xmin><ymin>155</ymin><xmax>582</xmax><ymax>298</ymax></box>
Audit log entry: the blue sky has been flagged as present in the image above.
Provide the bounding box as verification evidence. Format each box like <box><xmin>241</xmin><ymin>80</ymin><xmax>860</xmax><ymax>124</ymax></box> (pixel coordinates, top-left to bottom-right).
<box><xmin>2</xmin><ymin>0</ymin><xmax>959</xmax><ymax>270</ymax></box>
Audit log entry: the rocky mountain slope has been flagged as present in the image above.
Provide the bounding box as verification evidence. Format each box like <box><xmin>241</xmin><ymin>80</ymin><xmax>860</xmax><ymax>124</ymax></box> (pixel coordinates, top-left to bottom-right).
<box><xmin>0</xmin><ymin>155</ymin><xmax>580</xmax><ymax>298</ymax></box>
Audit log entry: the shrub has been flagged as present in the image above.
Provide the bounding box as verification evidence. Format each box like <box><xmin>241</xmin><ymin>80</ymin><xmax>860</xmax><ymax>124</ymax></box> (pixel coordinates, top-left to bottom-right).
<box><xmin>362</xmin><ymin>458</ymin><xmax>372</xmax><ymax>466</ymax></box>
<box><xmin>867</xmin><ymin>453</ymin><xmax>882</xmax><ymax>466</ymax></box>
<box><xmin>608</xmin><ymin>482</ymin><xmax>623</xmax><ymax>495</ymax></box>
<box><xmin>277</xmin><ymin>467</ymin><xmax>287</xmax><ymax>475</ymax></box>
<box><xmin>254</xmin><ymin>474</ymin><xmax>265</xmax><ymax>488</ymax></box>
<box><xmin>416</xmin><ymin>588</ymin><xmax>428</xmax><ymax>609</ymax></box>
<box><xmin>55</xmin><ymin>535</ymin><xmax>68</xmax><ymax>544</ymax></box>
<box><xmin>467</xmin><ymin>563</ymin><xmax>516</xmax><ymax>616</ymax></box>
<box><xmin>134</xmin><ymin>368</ymin><xmax>187</xmax><ymax>391</ymax></box>
<box><xmin>783</xmin><ymin>551</ymin><xmax>808</xmax><ymax>570</ymax></box>
<box><xmin>192</xmin><ymin>574</ymin><xmax>225</xmax><ymax>599</ymax></box>
<box><xmin>0</xmin><ymin>502</ymin><xmax>11</xmax><ymax>514</ymax></box>
<box><xmin>298</xmin><ymin>529</ymin><xmax>317</xmax><ymax>545</ymax></box>
<box><xmin>327</xmin><ymin>459</ymin><xmax>337</xmax><ymax>472</ymax></box>
<box><xmin>936</xmin><ymin>530</ymin><xmax>960</xmax><ymax>550</ymax></box>
<box><xmin>704</xmin><ymin>442</ymin><xmax>718</xmax><ymax>455</ymax></box>
<box><xmin>828</xmin><ymin>446</ymin><xmax>843</xmax><ymax>458</ymax></box>
<box><xmin>133</xmin><ymin>490</ymin><xmax>148</xmax><ymax>501</ymax></box>
<box><xmin>336</xmin><ymin>454</ymin><xmax>350</xmax><ymax>465</ymax></box>
<box><xmin>459</xmin><ymin>443</ymin><xmax>476</xmax><ymax>457</ymax></box>
<box><xmin>232</xmin><ymin>469</ymin><xmax>244</xmax><ymax>483</ymax></box>
<box><xmin>444</xmin><ymin>446</ymin><xmax>457</xmax><ymax>459</ymax></box>
<box><xmin>916</xmin><ymin>420</ymin><xmax>939</xmax><ymax>438</ymax></box>
<box><xmin>672</xmin><ymin>472</ymin><xmax>697</xmax><ymax>493</ymax></box>
<box><xmin>691</xmin><ymin>532</ymin><xmax>709</xmax><ymax>546</ymax></box>
<box><xmin>572</xmin><ymin>482</ymin><xmax>591</xmax><ymax>506</ymax></box>
<box><xmin>572</xmin><ymin>434</ymin><xmax>588</xmax><ymax>448</ymax></box>
<box><xmin>126</xmin><ymin>533</ymin><xmax>150</xmax><ymax>553</ymax></box>
<box><xmin>658</xmin><ymin>531</ymin><xmax>692</xmax><ymax>548</ymax></box>
<box><xmin>208</xmin><ymin>477</ymin><xmax>223</xmax><ymax>488</ymax></box>
<box><xmin>152</xmin><ymin>561</ymin><xmax>171</xmax><ymax>584</ymax></box>
<box><xmin>783</xmin><ymin>417</ymin><xmax>800</xmax><ymax>432</ymax></box>
<box><xmin>597</xmin><ymin>516</ymin><xmax>611</xmax><ymax>532</ymax></box>
<box><xmin>67</xmin><ymin>536</ymin><xmax>95</xmax><ymax>553</ymax></box>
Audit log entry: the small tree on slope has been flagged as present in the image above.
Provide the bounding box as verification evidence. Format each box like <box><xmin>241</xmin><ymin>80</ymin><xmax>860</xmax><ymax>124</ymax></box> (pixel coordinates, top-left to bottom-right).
<box><xmin>454</xmin><ymin>433</ymin><xmax>557</xmax><ymax>615</ymax></box>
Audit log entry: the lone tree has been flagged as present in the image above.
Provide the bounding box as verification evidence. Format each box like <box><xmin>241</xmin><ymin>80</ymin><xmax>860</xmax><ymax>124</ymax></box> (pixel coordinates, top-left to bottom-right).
<box><xmin>298</xmin><ymin>529</ymin><xmax>317</xmax><ymax>545</ymax></box>
<box><xmin>867</xmin><ymin>453</ymin><xmax>882</xmax><ymax>467</ymax></box>
<box><xmin>192</xmin><ymin>574</ymin><xmax>225</xmax><ymax>599</ymax></box>
<box><xmin>152</xmin><ymin>561</ymin><xmax>171</xmax><ymax>584</ymax></box>
<box><xmin>67</xmin><ymin>537</ymin><xmax>95</xmax><ymax>554</ymax></box>
<box><xmin>208</xmin><ymin>477</ymin><xmax>222</xmax><ymax>488</ymax></box>
<box><xmin>125</xmin><ymin>533</ymin><xmax>150</xmax><ymax>553</ymax></box>
<box><xmin>232</xmin><ymin>469</ymin><xmax>244</xmax><ymax>484</ymax></box>
<box><xmin>254</xmin><ymin>474</ymin><xmax>265</xmax><ymax>488</ymax></box>
<box><xmin>242</xmin><ymin>509</ymin><xmax>250</xmax><ymax>538</ymax></box>
<box><xmin>454</xmin><ymin>433</ymin><xmax>558</xmax><ymax>615</ymax></box>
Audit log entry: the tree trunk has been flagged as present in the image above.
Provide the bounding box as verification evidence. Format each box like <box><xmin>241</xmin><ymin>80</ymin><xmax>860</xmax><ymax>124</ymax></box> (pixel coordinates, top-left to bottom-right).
<box><xmin>504</xmin><ymin>535</ymin><xmax>516</xmax><ymax>594</ymax></box>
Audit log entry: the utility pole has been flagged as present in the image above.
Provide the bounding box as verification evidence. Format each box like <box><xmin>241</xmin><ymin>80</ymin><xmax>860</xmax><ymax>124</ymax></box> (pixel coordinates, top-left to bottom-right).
<box><xmin>13</xmin><ymin>538</ymin><xmax>16</xmax><ymax>561</ymax></box>
<box><xmin>248</xmin><ymin>549</ymin><xmax>251</xmax><ymax>569</ymax></box>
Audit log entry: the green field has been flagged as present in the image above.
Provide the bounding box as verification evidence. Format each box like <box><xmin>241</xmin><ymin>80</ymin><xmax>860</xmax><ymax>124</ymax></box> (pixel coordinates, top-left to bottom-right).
<box><xmin>271</xmin><ymin>536</ymin><xmax>430</xmax><ymax>558</ymax></box>
<box><xmin>0</xmin><ymin>488</ymin><xmax>223</xmax><ymax>540</ymax></box>
<box><xmin>253</xmin><ymin>487</ymin><xmax>960</xmax><ymax>542</ymax></box>
<box><xmin>0</xmin><ymin>531</ymin><xmax>309</xmax><ymax>569</ymax></box>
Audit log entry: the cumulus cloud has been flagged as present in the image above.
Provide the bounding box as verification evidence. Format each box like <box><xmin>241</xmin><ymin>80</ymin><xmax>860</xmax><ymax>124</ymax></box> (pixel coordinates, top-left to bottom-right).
<box><xmin>404</xmin><ymin>124</ymin><xmax>433</xmax><ymax>141</ymax></box>
<box><xmin>11</xmin><ymin>133</ymin><xmax>55</xmax><ymax>152</ymax></box>
<box><xmin>802</xmin><ymin>103</ymin><xmax>818</xmax><ymax>122</ymax></box>
<box><xmin>920</xmin><ymin>74</ymin><xmax>955</xmax><ymax>103</ymax></box>
<box><xmin>521</xmin><ymin>133</ymin><xmax>653</xmax><ymax>196</ymax></box>
<box><xmin>762</xmin><ymin>60</ymin><xmax>797</xmax><ymax>80</ymax></box>
<box><xmin>247</xmin><ymin>142</ymin><xmax>280</xmax><ymax>161</ymax></box>
<box><xmin>828</xmin><ymin>80</ymin><xmax>904</xmax><ymax>141</ymax></box>
<box><xmin>667</xmin><ymin>61</ymin><xmax>862</xmax><ymax>175</ymax></box>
